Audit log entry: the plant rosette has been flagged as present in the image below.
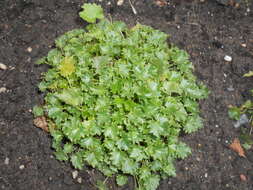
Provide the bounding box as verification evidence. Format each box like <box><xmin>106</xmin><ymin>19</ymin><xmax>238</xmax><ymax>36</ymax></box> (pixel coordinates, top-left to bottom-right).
<box><xmin>33</xmin><ymin>3</ymin><xmax>209</xmax><ymax>190</ymax></box>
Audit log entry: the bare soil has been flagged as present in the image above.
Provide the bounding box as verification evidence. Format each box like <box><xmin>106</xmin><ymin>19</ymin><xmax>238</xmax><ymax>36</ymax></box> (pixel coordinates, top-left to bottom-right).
<box><xmin>1</xmin><ymin>0</ymin><xmax>253</xmax><ymax>190</ymax></box>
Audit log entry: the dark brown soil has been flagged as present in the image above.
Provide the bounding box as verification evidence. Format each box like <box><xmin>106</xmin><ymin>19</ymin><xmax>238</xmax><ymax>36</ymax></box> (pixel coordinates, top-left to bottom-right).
<box><xmin>1</xmin><ymin>0</ymin><xmax>253</xmax><ymax>189</ymax></box>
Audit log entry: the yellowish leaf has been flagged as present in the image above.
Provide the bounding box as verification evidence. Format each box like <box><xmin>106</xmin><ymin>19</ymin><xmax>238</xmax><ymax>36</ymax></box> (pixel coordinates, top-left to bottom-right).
<box><xmin>59</xmin><ymin>57</ymin><xmax>75</xmax><ymax>77</ymax></box>
<box><xmin>243</xmin><ymin>71</ymin><xmax>253</xmax><ymax>77</ymax></box>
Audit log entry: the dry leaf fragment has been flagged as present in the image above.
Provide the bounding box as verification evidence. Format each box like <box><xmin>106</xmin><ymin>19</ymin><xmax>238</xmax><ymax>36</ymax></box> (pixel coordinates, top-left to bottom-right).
<box><xmin>33</xmin><ymin>116</ymin><xmax>49</xmax><ymax>132</ymax></box>
<box><xmin>240</xmin><ymin>174</ymin><xmax>247</xmax><ymax>182</ymax></box>
<box><xmin>155</xmin><ymin>0</ymin><xmax>167</xmax><ymax>7</ymax></box>
<box><xmin>229</xmin><ymin>138</ymin><xmax>246</xmax><ymax>158</ymax></box>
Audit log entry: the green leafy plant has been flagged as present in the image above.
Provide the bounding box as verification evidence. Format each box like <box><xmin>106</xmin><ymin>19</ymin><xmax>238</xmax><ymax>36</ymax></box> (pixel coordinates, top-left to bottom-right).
<box><xmin>33</xmin><ymin>3</ymin><xmax>208</xmax><ymax>190</ymax></box>
<box><xmin>228</xmin><ymin>71</ymin><xmax>253</xmax><ymax>149</ymax></box>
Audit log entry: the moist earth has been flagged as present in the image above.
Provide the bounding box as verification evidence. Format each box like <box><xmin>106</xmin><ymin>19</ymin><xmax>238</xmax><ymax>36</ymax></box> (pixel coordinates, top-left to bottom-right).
<box><xmin>0</xmin><ymin>0</ymin><xmax>253</xmax><ymax>190</ymax></box>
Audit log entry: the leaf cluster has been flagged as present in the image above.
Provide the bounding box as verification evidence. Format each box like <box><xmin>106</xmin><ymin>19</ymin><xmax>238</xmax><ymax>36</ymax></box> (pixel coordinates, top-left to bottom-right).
<box><xmin>228</xmin><ymin>71</ymin><xmax>253</xmax><ymax>121</ymax></box>
<box><xmin>228</xmin><ymin>71</ymin><xmax>253</xmax><ymax>149</ymax></box>
<box><xmin>34</xmin><ymin>4</ymin><xmax>208</xmax><ymax>190</ymax></box>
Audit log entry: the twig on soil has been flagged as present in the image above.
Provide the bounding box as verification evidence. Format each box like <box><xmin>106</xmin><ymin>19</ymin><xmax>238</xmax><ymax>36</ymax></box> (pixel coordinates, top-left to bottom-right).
<box><xmin>249</xmin><ymin>116</ymin><xmax>253</xmax><ymax>135</ymax></box>
<box><xmin>128</xmin><ymin>0</ymin><xmax>137</xmax><ymax>15</ymax></box>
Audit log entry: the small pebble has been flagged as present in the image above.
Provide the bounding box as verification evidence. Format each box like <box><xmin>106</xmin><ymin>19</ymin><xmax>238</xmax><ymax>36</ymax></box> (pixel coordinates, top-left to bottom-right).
<box><xmin>72</xmin><ymin>170</ymin><xmax>78</xmax><ymax>179</ymax></box>
<box><xmin>77</xmin><ymin>177</ymin><xmax>82</xmax><ymax>183</ymax></box>
<box><xmin>0</xmin><ymin>63</ymin><xmax>7</xmax><ymax>70</ymax></box>
<box><xmin>9</xmin><ymin>66</ymin><xmax>15</xmax><ymax>70</ymax></box>
<box><xmin>117</xmin><ymin>0</ymin><xmax>124</xmax><ymax>6</ymax></box>
<box><xmin>234</xmin><ymin>114</ymin><xmax>248</xmax><ymax>128</ymax></box>
<box><xmin>224</xmin><ymin>55</ymin><xmax>232</xmax><ymax>62</ymax></box>
<box><xmin>19</xmin><ymin>165</ymin><xmax>25</xmax><ymax>170</ymax></box>
<box><xmin>204</xmin><ymin>173</ymin><xmax>208</xmax><ymax>178</ymax></box>
<box><xmin>27</xmin><ymin>47</ymin><xmax>32</xmax><ymax>52</ymax></box>
<box><xmin>241</xmin><ymin>43</ymin><xmax>247</xmax><ymax>48</ymax></box>
<box><xmin>0</xmin><ymin>87</ymin><xmax>7</xmax><ymax>93</ymax></box>
<box><xmin>240</xmin><ymin>174</ymin><xmax>247</xmax><ymax>181</ymax></box>
<box><xmin>215</xmin><ymin>125</ymin><xmax>219</xmax><ymax>128</ymax></box>
<box><xmin>227</xmin><ymin>86</ymin><xmax>234</xmax><ymax>92</ymax></box>
<box><xmin>4</xmin><ymin>157</ymin><xmax>9</xmax><ymax>165</ymax></box>
<box><xmin>185</xmin><ymin>167</ymin><xmax>189</xmax><ymax>171</ymax></box>
<box><xmin>246</xmin><ymin>8</ymin><xmax>250</xmax><ymax>12</ymax></box>
<box><xmin>235</xmin><ymin>3</ymin><xmax>240</xmax><ymax>8</ymax></box>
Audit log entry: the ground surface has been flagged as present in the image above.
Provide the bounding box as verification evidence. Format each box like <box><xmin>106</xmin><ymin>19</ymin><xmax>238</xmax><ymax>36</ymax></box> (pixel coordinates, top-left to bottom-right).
<box><xmin>1</xmin><ymin>0</ymin><xmax>253</xmax><ymax>189</ymax></box>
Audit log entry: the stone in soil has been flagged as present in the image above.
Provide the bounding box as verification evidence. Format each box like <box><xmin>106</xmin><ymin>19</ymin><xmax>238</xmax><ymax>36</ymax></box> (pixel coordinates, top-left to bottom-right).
<box><xmin>72</xmin><ymin>170</ymin><xmax>78</xmax><ymax>179</ymax></box>
<box><xmin>224</xmin><ymin>55</ymin><xmax>232</xmax><ymax>62</ymax></box>
<box><xmin>4</xmin><ymin>157</ymin><xmax>9</xmax><ymax>165</ymax></box>
<box><xmin>0</xmin><ymin>63</ymin><xmax>7</xmax><ymax>70</ymax></box>
<box><xmin>0</xmin><ymin>87</ymin><xmax>7</xmax><ymax>93</ymax></box>
<box><xmin>77</xmin><ymin>177</ymin><xmax>82</xmax><ymax>183</ymax></box>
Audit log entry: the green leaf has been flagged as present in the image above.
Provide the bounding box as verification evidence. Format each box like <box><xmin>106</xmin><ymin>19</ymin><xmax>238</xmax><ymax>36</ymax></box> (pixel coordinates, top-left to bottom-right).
<box><xmin>51</xmin><ymin>130</ymin><xmax>63</xmax><ymax>143</ymax></box>
<box><xmin>242</xmin><ymin>143</ymin><xmax>252</xmax><ymax>150</ymax></box>
<box><xmin>104</xmin><ymin>126</ymin><xmax>118</xmax><ymax>139</ymax></box>
<box><xmin>162</xmin><ymin>81</ymin><xmax>182</xmax><ymax>94</ymax></box>
<box><xmin>110</xmin><ymin>151</ymin><xmax>125</xmax><ymax>166</ymax></box>
<box><xmin>71</xmin><ymin>152</ymin><xmax>84</xmax><ymax>169</ymax></box>
<box><xmin>47</xmin><ymin>49</ymin><xmax>62</xmax><ymax>65</ymax></box>
<box><xmin>85</xmin><ymin>151</ymin><xmax>99</xmax><ymax>167</ymax></box>
<box><xmin>162</xmin><ymin>160</ymin><xmax>176</xmax><ymax>176</ymax></box>
<box><xmin>149</xmin><ymin>122</ymin><xmax>164</xmax><ymax>137</ymax></box>
<box><xmin>143</xmin><ymin>174</ymin><xmax>160</xmax><ymax>190</ymax></box>
<box><xmin>55</xmin><ymin>88</ymin><xmax>83</xmax><ymax>106</ymax></box>
<box><xmin>242</xmin><ymin>100</ymin><xmax>252</xmax><ymax>110</ymax></box>
<box><xmin>184</xmin><ymin>115</ymin><xmax>203</xmax><ymax>133</ymax></box>
<box><xmin>33</xmin><ymin>105</ymin><xmax>44</xmax><ymax>117</ymax></box>
<box><xmin>243</xmin><ymin>71</ymin><xmax>253</xmax><ymax>77</ymax></box>
<box><xmin>116</xmin><ymin>137</ymin><xmax>130</xmax><ymax>151</ymax></box>
<box><xmin>150</xmin><ymin>160</ymin><xmax>162</xmax><ymax>172</ymax></box>
<box><xmin>54</xmin><ymin>150</ymin><xmax>68</xmax><ymax>161</ymax></box>
<box><xmin>96</xmin><ymin>180</ymin><xmax>108</xmax><ymax>190</ymax></box>
<box><xmin>129</xmin><ymin>147</ymin><xmax>146</xmax><ymax>161</ymax></box>
<box><xmin>240</xmin><ymin>133</ymin><xmax>253</xmax><ymax>146</ymax></box>
<box><xmin>122</xmin><ymin>158</ymin><xmax>138</xmax><ymax>174</ymax></box>
<box><xmin>79</xmin><ymin>137</ymin><xmax>96</xmax><ymax>148</ymax></box>
<box><xmin>63</xmin><ymin>143</ymin><xmax>73</xmax><ymax>154</ymax></box>
<box><xmin>62</xmin><ymin>118</ymin><xmax>85</xmax><ymax>142</ymax></box>
<box><xmin>174</xmin><ymin>106</ymin><xmax>187</xmax><ymax>122</ymax></box>
<box><xmin>116</xmin><ymin>175</ymin><xmax>128</xmax><ymax>186</ymax></box>
<box><xmin>79</xmin><ymin>3</ymin><xmax>104</xmax><ymax>23</ymax></box>
<box><xmin>38</xmin><ymin>81</ymin><xmax>48</xmax><ymax>92</ymax></box>
<box><xmin>228</xmin><ymin>106</ymin><xmax>241</xmax><ymax>120</ymax></box>
<box><xmin>35</xmin><ymin>57</ymin><xmax>46</xmax><ymax>65</ymax></box>
<box><xmin>176</xmin><ymin>142</ymin><xmax>191</xmax><ymax>159</ymax></box>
